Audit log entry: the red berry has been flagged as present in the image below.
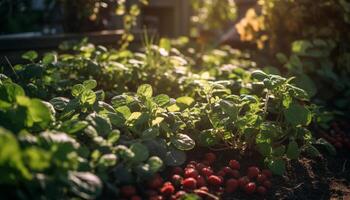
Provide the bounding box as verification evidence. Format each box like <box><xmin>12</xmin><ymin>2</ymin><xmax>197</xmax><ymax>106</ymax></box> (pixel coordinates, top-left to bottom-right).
<box><xmin>263</xmin><ymin>180</ymin><xmax>272</xmax><ymax>189</ymax></box>
<box><xmin>229</xmin><ymin>170</ymin><xmax>240</xmax><ymax>178</ymax></box>
<box><xmin>225</xmin><ymin>178</ymin><xmax>238</xmax><ymax>193</ymax></box>
<box><xmin>147</xmin><ymin>174</ymin><xmax>163</xmax><ymax>189</ymax></box>
<box><xmin>171</xmin><ymin>167</ymin><xmax>184</xmax><ymax>175</ymax></box>
<box><xmin>131</xmin><ymin>195</ymin><xmax>142</xmax><ymax>200</ymax></box>
<box><xmin>244</xmin><ymin>182</ymin><xmax>256</xmax><ymax>194</ymax></box>
<box><xmin>184</xmin><ymin>168</ymin><xmax>199</xmax><ymax>178</ymax></box>
<box><xmin>223</xmin><ymin>166</ymin><xmax>233</xmax><ymax>173</ymax></box>
<box><xmin>208</xmin><ymin>175</ymin><xmax>223</xmax><ymax>186</ymax></box>
<box><xmin>229</xmin><ymin>160</ymin><xmax>240</xmax><ymax>170</ymax></box>
<box><xmin>247</xmin><ymin>166</ymin><xmax>260</xmax><ymax>179</ymax></box>
<box><xmin>217</xmin><ymin>170</ymin><xmax>226</xmax><ymax>177</ymax></box>
<box><xmin>238</xmin><ymin>176</ymin><xmax>250</xmax><ymax>188</ymax></box>
<box><xmin>171</xmin><ymin>174</ymin><xmax>183</xmax><ymax>186</ymax></box>
<box><xmin>204</xmin><ymin>152</ymin><xmax>216</xmax><ymax>164</ymax></box>
<box><xmin>120</xmin><ymin>185</ymin><xmax>136</xmax><ymax>197</ymax></box>
<box><xmin>257</xmin><ymin>174</ymin><xmax>267</xmax><ymax>183</ymax></box>
<box><xmin>262</xmin><ymin>169</ymin><xmax>272</xmax><ymax>178</ymax></box>
<box><xmin>257</xmin><ymin>186</ymin><xmax>267</xmax><ymax>195</ymax></box>
<box><xmin>160</xmin><ymin>183</ymin><xmax>175</xmax><ymax>196</ymax></box>
<box><xmin>196</xmin><ymin>175</ymin><xmax>206</xmax><ymax>187</ymax></box>
<box><xmin>201</xmin><ymin>167</ymin><xmax>213</xmax><ymax>177</ymax></box>
<box><xmin>182</xmin><ymin>178</ymin><xmax>197</xmax><ymax>190</ymax></box>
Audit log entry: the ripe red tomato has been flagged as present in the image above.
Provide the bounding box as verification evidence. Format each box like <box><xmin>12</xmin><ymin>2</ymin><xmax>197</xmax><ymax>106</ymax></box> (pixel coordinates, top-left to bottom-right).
<box><xmin>238</xmin><ymin>176</ymin><xmax>250</xmax><ymax>188</ymax></box>
<box><xmin>247</xmin><ymin>166</ymin><xmax>260</xmax><ymax>178</ymax></box>
<box><xmin>184</xmin><ymin>168</ymin><xmax>199</xmax><ymax>178</ymax></box>
<box><xmin>196</xmin><ymin>175</ymin><xmax>206</xmax><ymax>187</ymax></box>
<box><xmin>225</xmin><ymin>178</ymin><xmax>238</xmax><ymax>193</ymax></box>
<box><xmin>262</xmin><ymin>169</ymin><xmax>272</xmax><ymax>178</ymax></box>
<box><xmin>208</xmin><ymin>175</ymin><xmax>223</xmax><ymax>186</ymax></box>
<box><xmin>201</xmin><ymin>167</ymin><xmax>213</xmax><ymax>177</ymax></box>
<box><xmin>257</xmin><ymin>186</ymin><xmax>267</xmax><ymax>195</ymax></box>
<box><xmin>257</xmin><ymin>174</ymin><xmax>267</xmax><ymax>183</ymax></box>
<box><xmin>160</xmin><ymin>183</ymin><xmax>175</xmax><ymax>196</ymax></box>
<box><xmin>244</xmin><ymin>182</ymin><xmax>256</xmax><ymax>194</ymax></box>
<box><xmin>229</xmin><ymin>160</ymin><xmax>240</xmax><ymax>170</ymax></box>
<box><xmin>182</xmin><ymin>178</ymin><xmax>197</xmax><ymax>190</ymax></box>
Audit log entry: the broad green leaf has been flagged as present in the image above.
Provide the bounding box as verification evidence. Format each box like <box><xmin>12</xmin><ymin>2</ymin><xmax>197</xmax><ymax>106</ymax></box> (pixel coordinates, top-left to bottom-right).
<box><xmin>107</xmin><ymin>130</ymin><xmax>120</xmax><ymax>144</ymax></box>
<box><xmin>68</xmin><ymin>172</ymin><xmax>102</xmax><ymax>200</ymax></box>
<box><xmin>137</xmin><ymin>84</ymin><xmax>153</xmax><ymax>98</ymax></box>
<box><xmin>83</xmin><ymin>80</ymin><xmax>97</xmax><ymax>90</ymax></box>
<box><xmin>268</xmin><ymin>158</ymin><xmax>286</xmax><ymax>175</ymax></box>
<box><xmin>22</xmin><ymin>50</ymin><xmax>38</xmax><ymax>61</ymax></box>
<box><xmin>272</xmin><ymin>145</ymin><xmax>286</xmax><ymax>157</ymax></box>
<box><xmin>153</xmin><ymin>94</ymin><xmax>170</xmax><ymax>107</ymax></box>
<box><xmin>293</xmin><ymin>74</ymin><xmax>317</xmax><ymax>98</ymax></box>
<box><xmin>257</xmin><ymin>142</ymin><xmax>272</xmax><ymax>157</ymax></box>
<box><xmin>152</xmin><ymin>117</ymin><xmax>164</xmax><ymax>126</ymax></box>
<box><xmin>16</xmin><ymin>97</ymin><xmax>52</xmax><ymax>129</ymax></box>
<box><xmin>50</xmin><ymin>97</ymin><xmax>69</xmax><ymax>111</ymax></box>
<box><xmin>176</xmin><ymin>96</ymin><xmax>194</xmax><ymax>107</ymax></box>
<box><xmin>251</xmin><ymin>70</ymin><xmax>269</xmax><ymax>81</ymax></box>
<box><xmin>316</xmin><ymin>138</ymin><xmax>336</xmax><ymax>156</ymax></box>
<box><xmin>0</xmin><ymin>82</ymin><xmax>25</xmax><ymax>103</ymax></box>
<box><xmin>116</xmin><ymin>145</ymin><xmax>135</xmax><ymax>160</ymax></box>
<box><xmin>81</xmin><ymin>90</ymin><xmax>96</xmax><ymax>105</ymax></box>
<box><xmin>170</xmin><ymin>134</ymin><xmax>195</xmax><ymax>151</ymax></box>
<box><xmin>0</xmin><ymin>127</ymin><xmax>32</xmax><ymax>183</ymax></box>
<box><xmin>220</xmin><ymin>100</ymin><xmax>239</xmax><ymax>119</ymax></box>
<box><xmin>23</xmin><ymin>147</ymin><xmax>51</xmax><ymax>171</ymax></box>
<box><xmin>59</xmin><ymin>120</ymin><xmax>89</xmax><ymax>134</ymax></box>
<box><xmin>198</xmin><ymin>129</ymin><xmax>220</xmax><ymax>147</ymax></box>
<box><xmin>164</xmin><ymin>146</ymin><xmax>186</xmax><ymax>166</ymax></box>
<box><xmin>72</xmin><ymin>84</ymin><xmax>85</xmax><ymax>97</ymax></box>
<box><xmin>116</xmin><ymin>106</ymin><xmax>131</xmax><ymax>119</ymax></box>
<box><xmin>147</xmin><ymin>156</ymin><xmax>163</xmax><ymax>173</ymax></box>
<box><xmin>98</xmin><ymin>154</ymin><xmax>117</xmax><ymax>167</ymax></box>
<box><xmin>42</xmin><ymin>53</ymin><xmax>56</xmax><ymax>64</ymax></box>
<box><xmin>142</xmin><ymin>127</ymin><xmax>159</xmax><ymax>139</ymax></box>
<box><xmin>283</xmin><ymin>103</ymin><xmax>312</xmax><ymax>126</ymax></box>
<box><xmin>86</xmin><ymin>114</ymin><xmax>112</xmax><ymax>137</ymax></box>
<box><xmin>286</xmin><ymin>140</ymin><xmax>300</xmax><ymax>159</ymax></box>
<box><xmin>130</xmin><ymin>143</ymin><xmax>149</xmax><ymax>162</ymax></box>
<box><xmin>304</xmin><ymin>144</ymin><xmax>321</xmax><ymax>158</ymax></box>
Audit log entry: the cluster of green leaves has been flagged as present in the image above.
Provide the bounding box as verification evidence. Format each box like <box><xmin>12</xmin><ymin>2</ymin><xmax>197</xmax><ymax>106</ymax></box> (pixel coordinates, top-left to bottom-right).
<box><xmin>0</xmin><ymin>37</ymin><xmax>325</xmax><ymax>198</ymax></box>
<box><xmin>236</xmin><ymin>0</ymin><xmax>350</xmax><ymax>124</ymax></box>
<box><xmin>182</xmin><ymin>69</ymin><xmax>320</xmax><ymax>175</ymax></box>
<box><xmin>275</xmin><ymin>39</ymin><xmax>350</xmax><ymax>123</ymax></box>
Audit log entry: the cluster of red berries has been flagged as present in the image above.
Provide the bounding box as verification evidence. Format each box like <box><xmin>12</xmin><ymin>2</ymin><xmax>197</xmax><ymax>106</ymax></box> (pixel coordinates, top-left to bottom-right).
<box><xmin>320</xmin><ymin>122</ymin><xmax>350</xmax><ymax>150</ymax></box>
<box><xmin>118</xmin><ymin>152</ymin><xmax>273</xmax><ymax>200</ymax></box>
